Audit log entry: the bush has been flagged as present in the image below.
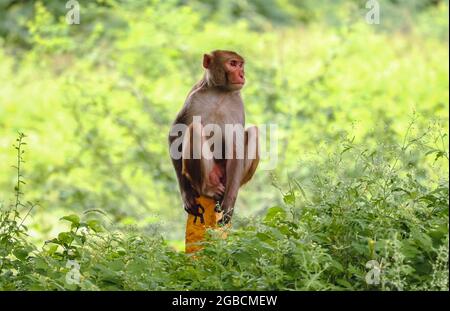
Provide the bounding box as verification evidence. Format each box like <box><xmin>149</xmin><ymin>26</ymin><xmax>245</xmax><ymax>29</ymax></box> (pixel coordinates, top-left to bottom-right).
<box><xmin>1</xmin><ymin>128</ymin><xmax>447</xmax><ymax>290</ymax></box>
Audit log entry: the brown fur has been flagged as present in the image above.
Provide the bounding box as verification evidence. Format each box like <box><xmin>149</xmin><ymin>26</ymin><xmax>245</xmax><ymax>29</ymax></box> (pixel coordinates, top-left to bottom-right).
<box><xmin>169</xmin><ymin>50</ymin><xmax>258</xmax><ymax>224</ymax></box>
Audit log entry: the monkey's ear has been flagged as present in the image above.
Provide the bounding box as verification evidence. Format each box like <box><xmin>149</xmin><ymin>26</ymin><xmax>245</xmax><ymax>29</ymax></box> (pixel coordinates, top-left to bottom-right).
<box><xmin>203</xmin><ymin>54</ymin><xmax>212</xmax><ymax>69</ymax></box>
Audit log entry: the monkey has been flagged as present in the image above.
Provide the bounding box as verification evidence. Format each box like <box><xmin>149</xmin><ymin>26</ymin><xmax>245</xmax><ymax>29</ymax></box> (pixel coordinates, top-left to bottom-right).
<box><xmin>168</xmin><ymin>50</ymin><xmax>259</xmax><ymax>225</ymax></box>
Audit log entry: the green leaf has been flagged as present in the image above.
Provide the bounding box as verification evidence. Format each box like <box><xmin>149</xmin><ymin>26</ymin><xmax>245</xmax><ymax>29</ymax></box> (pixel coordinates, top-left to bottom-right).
<box><xmin>87</xmin><ymin>220</ymin><xmax>103</xmax><ymax>232</ymax></box>
<box><xmin>58</xmin><ymin>232</ymin><xmax>74</xmax><ymax>245</ymax></box>
<box><xmin>336</xmin><ymin>278</ymin><xmax>352</xmax><ymax>289</ymax></box>
<box><xmin>411</xmin><ymin>231</ymin><xmax>433</xmax><ymax>252</ymax></box>
<box><xmin>33</xmin><ymin>257</ymin><xmax>48</xmax><ymax>270</ymax></box>
<box><xmin>256</xmin><ymin>232</ymin><xmax>272</xmax><ymax>242</ymax></box>
<box><xmin>233</xmin><ymin>249</ymin><xmax>254</xmax><ymax>266</ymax></box>
<box><xmin>116</xmin><ymin>247</ymin><xmax>127</xmax><ymax>256</ymax></box>
<box><xmin>45</xmin><ymin>244</ymin><xmax>59</xmax><ymax>255</ymax></box>
<box><xmin>283</xmin><ymin>192</ymin><xmax>295</xmax><ymax>205</ymax></box>
<box><xmin>13</xmin><ymin>247</ymin><xmax>31</xmax><ymax>261</ymax></box>
<box><xmin>330</xmin><ymin>260</ymin><xmax>344</xmax><ymax>272</ymax></box>
<box><xmin>60</xmin><ymin>214</ymin><xmax>80</xmax><ymax>226</ymax></box>
<box><xmin>264</xmin><ymin>206</ymin><xmax>287</xmax><ymax>223</ymax></box>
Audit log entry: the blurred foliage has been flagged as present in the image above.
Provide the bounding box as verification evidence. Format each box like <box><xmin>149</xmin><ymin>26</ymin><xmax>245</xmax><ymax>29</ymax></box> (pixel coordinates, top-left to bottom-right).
<box><xmin>0</xmin><ymin>0</ymin><xmax>448</xmax><ymax>290</ymax></box>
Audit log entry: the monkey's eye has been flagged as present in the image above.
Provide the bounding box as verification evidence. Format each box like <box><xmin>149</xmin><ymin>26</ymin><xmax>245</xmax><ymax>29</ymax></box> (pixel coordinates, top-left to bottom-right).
<box><xmin>230</xmin><ymin>60</ymin><xmax>238</xmax><ymax>67</ymax></box>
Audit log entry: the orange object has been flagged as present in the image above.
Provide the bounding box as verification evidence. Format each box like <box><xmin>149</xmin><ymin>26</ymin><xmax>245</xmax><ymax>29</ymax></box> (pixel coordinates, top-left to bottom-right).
<box><xmin>185</xmin><ymin>196</ymin><xmax>230</xmax><ymax>253</ymax></box>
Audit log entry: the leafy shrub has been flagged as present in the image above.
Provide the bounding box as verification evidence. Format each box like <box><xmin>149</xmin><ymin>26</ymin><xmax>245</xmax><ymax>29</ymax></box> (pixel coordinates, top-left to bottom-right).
<box><xmin>1</xmin><ymin>129</ymin><xmax>447</xmax><ymax>290</ymax></box>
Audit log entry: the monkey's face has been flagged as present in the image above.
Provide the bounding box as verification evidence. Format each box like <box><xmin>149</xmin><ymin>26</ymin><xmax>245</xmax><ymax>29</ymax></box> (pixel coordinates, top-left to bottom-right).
<box><xmin>223</xmin><ymin>58</ymin><xmax>245</xmax><ymax>91</ymax></box>
<box><xmin>203</xmin><ymin>51</ymin><xmax>246</xmax><ymax>91</ymax></box>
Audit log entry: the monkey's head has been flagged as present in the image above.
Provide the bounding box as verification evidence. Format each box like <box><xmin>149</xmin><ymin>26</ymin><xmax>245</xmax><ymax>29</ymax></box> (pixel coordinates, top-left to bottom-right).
<box><xmin>203</xmin><ymin>50</ymin><xmax>245</xmax><ymax>91</ymax></box>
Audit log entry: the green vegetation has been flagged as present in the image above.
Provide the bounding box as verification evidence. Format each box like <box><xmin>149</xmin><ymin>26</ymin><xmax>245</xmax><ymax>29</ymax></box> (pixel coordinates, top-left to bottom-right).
<box><xmin>0</xmin><ymin>0</ymin><xmax>448</xmax><ymax>290</ymax></box>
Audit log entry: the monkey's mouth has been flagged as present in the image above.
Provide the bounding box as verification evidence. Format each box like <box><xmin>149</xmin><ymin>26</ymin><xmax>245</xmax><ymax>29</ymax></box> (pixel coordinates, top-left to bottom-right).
<box><xmin>231</xmin><ymin>83</ymin><xmax>244</xmax><ymax>89</ymax></box>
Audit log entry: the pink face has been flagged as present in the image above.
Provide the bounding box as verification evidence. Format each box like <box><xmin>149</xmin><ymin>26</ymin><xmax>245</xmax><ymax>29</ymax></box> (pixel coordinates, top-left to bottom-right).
<box><xmin>224</xmin><ymin>58</ymin><xmax>245</xmax><ymax>88</ymax></box>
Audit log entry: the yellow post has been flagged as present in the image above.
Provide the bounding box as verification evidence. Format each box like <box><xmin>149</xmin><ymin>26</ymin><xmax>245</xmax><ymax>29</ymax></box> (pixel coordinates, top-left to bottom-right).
<box><xmin>185</xmin><ymin>196</ymin><xmax>229</xmax><ymax>253</ymax></box>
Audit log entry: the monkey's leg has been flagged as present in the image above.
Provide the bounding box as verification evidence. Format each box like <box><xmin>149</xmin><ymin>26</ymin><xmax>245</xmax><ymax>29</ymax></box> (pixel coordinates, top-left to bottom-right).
<box><xmin>182</xmin><ymin>123</ymin><xmax>203</xmax><ymax>196</ymax></box>
<box><xmin>219</xmin><ymin>126</ymin><xmax>259</xmax><ymax>224</ymax></box>
<box><xmin>169</xmin><ymin>126</ymin><xmax>200</xmax><ymax>216</ymax></box>
<box><xmin>182</xmin><ymin>123</ymin><xmax>224</xmax><ymax>200</ymax></box>
<box><xmin>220</xmin><ymin>134</ymin><xmax>245</xmax><ymax>225</ymax></box>
<box><xmin>241</xmin><ymin>126</ymin><xmax>260</xmax><ymax>185</ymax></box>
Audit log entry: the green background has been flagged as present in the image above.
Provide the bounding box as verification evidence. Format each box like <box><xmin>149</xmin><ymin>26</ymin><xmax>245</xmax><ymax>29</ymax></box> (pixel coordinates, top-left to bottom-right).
<box><xmin>0</xmin><ymin>0</ymin><xmax>448</xmax><ymax>290</ymax></box>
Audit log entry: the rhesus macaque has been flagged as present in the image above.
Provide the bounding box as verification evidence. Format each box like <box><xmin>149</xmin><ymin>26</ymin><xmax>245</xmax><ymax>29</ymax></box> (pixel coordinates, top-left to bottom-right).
<box><xmin>168</xmin><ymin>50</ymin><xmax>259</xmax><ymax>224</ymax></box>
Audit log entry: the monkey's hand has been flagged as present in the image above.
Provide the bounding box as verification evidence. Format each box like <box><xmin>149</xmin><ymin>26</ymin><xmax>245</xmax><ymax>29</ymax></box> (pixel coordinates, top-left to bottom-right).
<box><xmin>208</xmin><ymin>165</ymin><xmax>225</xmax><ymax>200</ymax></box>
